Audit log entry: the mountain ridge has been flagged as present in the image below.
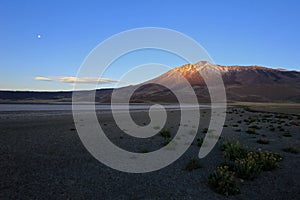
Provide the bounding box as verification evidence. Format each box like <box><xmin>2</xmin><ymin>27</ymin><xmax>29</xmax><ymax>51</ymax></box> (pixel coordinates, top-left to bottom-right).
<box><xmin>1</xmin><ymin>62</ymin><xmax>300</xmax><ymax>103</ymax></box>
<box><xmin>122</xmin><ymin>61</ymin><xmax>300</xmax><ymax>103</ymax></box>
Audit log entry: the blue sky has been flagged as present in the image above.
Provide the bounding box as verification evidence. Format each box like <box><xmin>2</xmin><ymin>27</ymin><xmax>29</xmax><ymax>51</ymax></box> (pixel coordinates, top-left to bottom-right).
<box><xmin>0</xmin><ymin>0</ymin><xmax>300</xmax><ymax>91</ymax></box>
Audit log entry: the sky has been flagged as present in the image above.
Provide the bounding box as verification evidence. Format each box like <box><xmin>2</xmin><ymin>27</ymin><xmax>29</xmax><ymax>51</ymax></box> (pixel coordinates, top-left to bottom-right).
<box><xmin>0</xmin><ymin>0</ymin><xmax>300</xmax><ymax>91</ymax></box>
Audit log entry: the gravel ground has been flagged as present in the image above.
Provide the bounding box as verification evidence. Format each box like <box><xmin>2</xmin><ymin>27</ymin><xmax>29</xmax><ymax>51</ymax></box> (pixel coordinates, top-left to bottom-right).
<box><xmin>0</xmin><ymin>107</ymin><xmax>299</xmax><ymax>199</ymax></box>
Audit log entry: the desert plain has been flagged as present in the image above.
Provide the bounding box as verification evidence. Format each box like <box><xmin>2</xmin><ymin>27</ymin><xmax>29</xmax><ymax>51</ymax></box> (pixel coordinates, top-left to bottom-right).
<box><xmin>0</xmin><ymin>103</ymin><xmax>299</xmax><ymax>199</ymax></box>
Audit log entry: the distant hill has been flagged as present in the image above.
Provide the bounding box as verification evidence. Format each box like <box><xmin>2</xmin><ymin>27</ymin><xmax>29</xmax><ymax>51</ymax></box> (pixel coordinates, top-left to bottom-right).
<box><xmin>126</xmin><ymin>61</ymin><xmax>300</xmax><ymax>103</ymax></box>
<box><xmin>0</xmin><ymin>89</ymin><xmax>112</xmax><ymax>104</ymax></box>
<box><xmin>1</xmin><ymin>61</ymin><xmax>300</xmax><ymax>103</ymax></box>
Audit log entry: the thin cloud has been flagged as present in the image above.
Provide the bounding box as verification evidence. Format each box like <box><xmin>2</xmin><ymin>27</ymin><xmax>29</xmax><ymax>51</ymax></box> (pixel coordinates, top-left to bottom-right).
<box><xmin>34</xmin><ymin>76</ymin><xmax>52</xmax><ymax>81</ymax></box>
<box><xmin>35</xmin><ymin>76</ymin><xmax>119</xmax><ymax>84</ymax></box>
<box><xmin>59</xmin><ymin>77</ymin><xmax>118</xmax><ymax>84</ymax></box>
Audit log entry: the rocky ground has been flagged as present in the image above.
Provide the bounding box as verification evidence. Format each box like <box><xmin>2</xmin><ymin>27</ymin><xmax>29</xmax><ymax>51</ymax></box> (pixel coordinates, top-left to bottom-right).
<box><xmin>0</xmin><ymin>106</ymin><xmax>299</xmax><ymax>199</ymax></box>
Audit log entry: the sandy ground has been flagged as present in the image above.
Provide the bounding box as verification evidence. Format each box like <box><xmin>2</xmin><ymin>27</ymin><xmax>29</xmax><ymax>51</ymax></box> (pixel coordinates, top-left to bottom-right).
<box><xmin>0</xmin><ymin>107</ymin><xmax>299</xmax><ymax>199</ymax></box>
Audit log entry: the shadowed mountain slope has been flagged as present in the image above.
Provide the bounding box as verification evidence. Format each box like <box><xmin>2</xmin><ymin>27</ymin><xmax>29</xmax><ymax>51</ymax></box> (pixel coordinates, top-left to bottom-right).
<box><xmin>1</xmin><ymin>61</ymin><xmax>300</xmax><ymax>103</ymax></box>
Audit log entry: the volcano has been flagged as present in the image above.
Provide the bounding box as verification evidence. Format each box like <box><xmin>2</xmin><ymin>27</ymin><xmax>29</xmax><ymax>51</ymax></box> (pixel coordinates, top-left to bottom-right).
<box><xmin>104</xmin><ymin>61</ymin><xmax>300</xmax><ymax>103</ymax></box>
<box><xmin>1</xmin><ymin>61</ymin><xmax>300</xmax><ymax>103</ymax></box>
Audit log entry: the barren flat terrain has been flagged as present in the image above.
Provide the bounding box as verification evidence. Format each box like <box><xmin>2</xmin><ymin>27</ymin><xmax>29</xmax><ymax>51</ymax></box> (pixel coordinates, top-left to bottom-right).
<box><xmin>0</xmin><ymin>106</ymin><xmax>299</xmax><ymax>199</ymax></box>
<box><xmin>230</xmin><ymin>102</ymin><xmax>300</xmax><ymax>115</ymax></box>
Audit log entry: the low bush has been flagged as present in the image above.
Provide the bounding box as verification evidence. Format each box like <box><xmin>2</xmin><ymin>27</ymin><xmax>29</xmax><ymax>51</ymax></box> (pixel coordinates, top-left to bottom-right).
<box><xmin>221</xmin><ymin>140</ymin><xmax>249</xmax><ymax>161</ymax></box>
<box><xmin>197</xmin><ymin>138</ymin><xmax>204</xmax><ymax>147</ymax></box>
<box><xmin>255</xmin><ymin>150</ymin><xmax>283</xmax><ymax>171</ymax></box>
<box><xmin>282</xmin><ymin>131</ymin><xmax>292</xmax><ymax>137</ymax></box>
<box><xmin>249</xmin><ymin>125</ymin><xmax>261</xmax><ymax>129</ymax></box>
<box><xmin>160</xmin><ymin>128</ymin><xmax>171</xmax><ymax>139</ymax></box>
<box><xmin>256</xmin><ymin>138</ymin><xmax>270</xmax><ymax>144</ymax></box>
<box><xmin>162</xmin><ymin>139</ymin><xmax>171</xmax><ymax>146</ymax></box>
<box><xmin>185</xmin><ymin>158</ymin><xmax>201</xmax><ymax>171</ymax></box>
<box><xmin>139</xmin><ymin>149</ymin><xmax>149</xmax><ymax>153</ymax></box>
<box><xmin>234</xmin><ymin>152</ymin><xmax>262</xmax><ymax>180</ymax></box>
<box><xmin>290</xmin><ymin>121</ymin><xmax>299</xmax><ymax>126</ymax></box>
<box><xmin>208</xmin><ymin>166</ymin><xmax>240</xmax><ymax>196</ymax></box>
<box><xmin>248</xmin><ymin>116</ymin><xmax>258</xmax><ymax>123</ymax></box>
<box><xmin>282</xmin><ymin>146</ymin><xmax>299</xmax><ymax>154</ymax></box>
<box><xmin>209</xmin><ymin>139</ymin><xmax>284</xmax><ymax>196</ymax></box>
<box><xmin>202</xmin><ymin>128</ymin><xmax>208</xmax><ymax>133</ymax></box>
<box><xmin>246</xmin><ymin>128</ymin><xmax>256</xmax><ymax>134</ymax></box>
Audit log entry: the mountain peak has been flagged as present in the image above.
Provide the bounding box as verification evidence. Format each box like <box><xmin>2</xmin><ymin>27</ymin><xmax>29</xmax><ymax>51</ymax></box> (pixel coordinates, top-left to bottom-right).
<box><xmin>170</xmin><ymin>62</ymin><xmax>297</xmax><ymax>76</ymax></box>
<box><xmin>193</xmin><ymin>61</ymin><xmax>211</xmax><ymax>66</ymax></box>
<box><xmin>143</xmin><ymin>61</ymin><xmax>300</xmax><ymax>103</ymax></box>
<box><xmin>171</xmin><ymin>61</ymin><xmax>214</xmax><ymax>74</ymax></box>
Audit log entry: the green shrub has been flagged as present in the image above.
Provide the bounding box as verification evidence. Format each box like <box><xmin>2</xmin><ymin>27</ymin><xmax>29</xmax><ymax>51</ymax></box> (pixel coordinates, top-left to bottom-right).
<box><xmin>202</xmin><ymin>128</ymin><xmax>208</xmax><ymax>133</ymax></box>
<box><xmin>234</xmin><ymin>152</ymin><xmax>262</xmax><ymax>180</ymax></box>
<box><xmin>269</xmin><ymin>127</ymin><xmax>275</xmax><ymax>131</ymax></box>
<box><xmin>255</xmin><ymin>150</ymin><xmax>283</xmax><ymax>171</ymax></box>
<box><xmin>208</xmin><ymin>166</ymin><xmax>240</xmax><ymax>196</ymax></box>
<box><xmin>221</xmin><ymin>140</ymin><xmax>249</xmax><ymax>161</ymax></box>
<box><xmin>248</xmin><ymin>116</ymin><xmax>258</xmax><ymax>123</ymax></box>
<box><xmin>199</xmin><ymin>139</ymin><xmax>210</xmax><ymax>147</ymax></box>
<box><xmin>246</xmin><ymin>128</ymin><xmax>256</xmax><ymax>134</ymax></box>
<box><xmin>290</xmin><ymin>121</ymin><xmax>299</xmax><ymax>126</ymax></box>
<box><xmin>162</xmin><ymin>139</ymin><xmax>171</xmax><ymax>146</ymax></box>
<box><xmin>262</xmin><ymin>114</ymin><xmax>273</xmax><ymax>118</ymax></box>
<box><xmin>249</xmin><ymin>125</ymin><xmax>261</xmax><ymax>129</ymax></box>
<box><xmin>213</xmin><ymin>139</ymin><xmax>284</xmax><ymax>195</ymax></box>
<box><xmin>218</xmin><ymin>161</ymin><xmax>236</xmax><ymax>171</ymax></box>
<box><xmin>139</xmin><ymin>149</ymin><xmax>149</xmax><ymax>153</ymax></box>
<box><xmin>185</xmin><ymin>158</ymin><xmax>201</xmax><ymax>171</ymax></box>
<box><xmin>244</xmin><ymin>107</ymin><xmax>252</xmax><ymax>112</ymax></box>
<box><xmin>160</xmin><ymin>128</ymin><xmax>171</xmax><ymax>139</ymax></box>
<box><xmin>197</xmin><ymin>138</ymin><xmax>204</xmax><ymax>147</ymax></box>
<box><xmin>282</xmin><ymin>146</ymin><xmax>299</xmax><ymax>154</ymax></box>
<box><xmin>282</xmin><ymin>131</ymin><xmax>292</xmax><ymax>137</ymax></box>
<box><xmin>276</xmin><ymin>114</ymin><xmax>290</xmax><ymax>119</ymax></box>
<box><xmin>256</xmin><ymin>138</ymin><xmax>270</xmax><ymax>144</ymax></box>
